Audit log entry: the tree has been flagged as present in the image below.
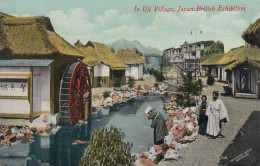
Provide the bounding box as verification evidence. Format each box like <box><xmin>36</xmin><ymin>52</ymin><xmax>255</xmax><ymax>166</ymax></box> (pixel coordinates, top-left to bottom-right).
<box><xmin>204</xmin><ymin>41</ymin><xmax>224</xmax><ymax>60</ymax></box>
<box><xmin>128</xmin><ymin>77</ymin><xmax>135</xmax><ymax>88</ymax></box>
<box><xmin>207</xmin><ymin>74</ymin><xmax>215</xmax><ymax>85</ymax></box>
<box><xmin>176</xmin><ymin>71</ymin><xmax>200</xmax><ymax>107</ymax></box>
<box><xmin>80</xmin><ymin>125</ymin><xmax>135</xmax><ymax>166</ymax></box>
<box><xmin>154</xmin><ymin>82</ymin><xmax>159</xmax><ymax>91</ymax></box>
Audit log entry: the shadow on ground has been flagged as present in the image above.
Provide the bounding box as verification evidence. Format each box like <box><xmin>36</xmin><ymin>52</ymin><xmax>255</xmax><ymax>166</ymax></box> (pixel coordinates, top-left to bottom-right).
<box><xmin>219</xmin><ymin>111</ymin><xmax>260</xmax><ymax>166</ymax></box>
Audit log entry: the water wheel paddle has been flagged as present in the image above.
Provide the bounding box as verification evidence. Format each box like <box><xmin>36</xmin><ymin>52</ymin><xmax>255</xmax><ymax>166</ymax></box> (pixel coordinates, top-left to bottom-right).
<box><xmin>59</xmin><ymin>62</ymin><xmax>92</xmax><ymax>125</ymax></box>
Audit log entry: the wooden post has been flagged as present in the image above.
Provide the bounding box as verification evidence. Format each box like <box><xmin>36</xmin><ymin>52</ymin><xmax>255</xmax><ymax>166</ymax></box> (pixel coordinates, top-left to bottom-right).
<box><xmin>29</xmin><ymin>67</ymin><xmax>33</xmax><ymax>122</ymax></box>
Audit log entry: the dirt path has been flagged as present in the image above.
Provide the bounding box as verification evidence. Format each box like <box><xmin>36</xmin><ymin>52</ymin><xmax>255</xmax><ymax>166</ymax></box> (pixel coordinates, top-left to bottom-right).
<box><xmin>159</xmin><ymin>80</ymin><xmax>260</xmax><ymax>166</ymax></box>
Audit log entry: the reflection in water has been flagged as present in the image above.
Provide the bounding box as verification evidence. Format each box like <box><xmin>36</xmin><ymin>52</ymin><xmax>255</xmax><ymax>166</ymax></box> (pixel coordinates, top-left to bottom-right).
<box><xmin>25</xmin><ymin>95</ymin><xmax>168</xmax><ymax>165</ymax></box>
<box><xmin>91</xmin><ymin>95</ymin><xmax>169</xmax><ymax>153</ymax></box>
<box><xmin>28</xmin><ymin>121</ymin><xmax>92</xmax><ymax>166</ymax></box>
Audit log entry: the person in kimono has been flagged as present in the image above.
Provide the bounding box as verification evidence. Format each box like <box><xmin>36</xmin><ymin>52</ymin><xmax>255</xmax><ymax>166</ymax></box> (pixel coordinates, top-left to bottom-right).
<box><xmin>206</xmin><ymin>91</ymin><xmax>229</xmax><ymax>139</ymax></box>
<box><xmin>144</xmin><ymin>106</ymin><xmax>168</xmax><ymax>145</ymax></box>
<box><xmin>195</xmin><ymin>95</ymin><xmax>208</xmax><ymax>135</ymax></box>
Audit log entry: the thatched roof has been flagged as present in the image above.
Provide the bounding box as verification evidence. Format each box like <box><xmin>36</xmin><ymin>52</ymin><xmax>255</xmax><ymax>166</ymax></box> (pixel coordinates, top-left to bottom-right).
<box><xmin>77</xmin><ymin>45</ymin><xmax>100</xmax><ymax>66</ymax></box>
<box><xmin>115</xmin><ymin>48</ymin><xmax>145</xmax><ymax>65</ymax></box>
<box><xmin>217</xmin><ymin>44</ymin><xmax>260</xmax><ymax>65</ymax></box>
<box><xmin>200</xmin><ymin>54</ymin><xmax>225</xmax><ymax>66</ymax></box>
<box><xmin>201</xmin><ymin>44</ymin><xmax>260</xmax><ymax>70</ymax></box>
<box><xmin>242</xmin><ymin>18</ymin><xmax>260</xmax><ymax>47</ymax></box>
<box><xmin>80</xmin><ymin>41</ymin><xmax>128</xmax><ymax>70</ymax></box>
<box><xmin>75</xmin><ymin>39</ymin><xmax>84</xmax><ymax>48</ymax></box>
<box><xmin>225</xmin><ymin>59</ymin><xmax>260</xmax><ymax>71</ymax></box>
<box><xmin>0</xmin><ymin>15</ymin><xmax>85</xmax><ymax>59</ymax></box>
<box><xmin>0</xmin><ymin>12</ymin><xmax>14</xmax><ymax>18</ymax></box>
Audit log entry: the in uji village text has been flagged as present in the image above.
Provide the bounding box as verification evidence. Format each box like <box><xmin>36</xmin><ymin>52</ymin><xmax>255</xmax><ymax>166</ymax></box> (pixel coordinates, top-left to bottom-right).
<box><xmin>134</xmin><ymin>5</ymin><xmax>246</xmax><ymax>13</ymax></box>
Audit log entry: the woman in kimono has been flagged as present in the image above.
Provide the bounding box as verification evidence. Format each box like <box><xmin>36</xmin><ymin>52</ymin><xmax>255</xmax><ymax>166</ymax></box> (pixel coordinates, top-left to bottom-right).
<box><xmin>145</xmin><ymin>106</ymin><xmax>168</xmax><ymax>145</ymax></box>
<box><xmin>195</xmin><ymin>95</ymin><xmax>208</xmax><ymax>135</ymax></box>
<box><xmin>206</xmin><ymin>91</ymin><xmax>229</xmax><ymax>138</ymax></box>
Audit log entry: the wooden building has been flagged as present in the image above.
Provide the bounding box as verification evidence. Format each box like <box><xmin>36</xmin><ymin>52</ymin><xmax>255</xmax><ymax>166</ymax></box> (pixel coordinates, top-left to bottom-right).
<box><xmin>0</xmin><ymin>14</ymin><xmax>86</xmax><ymax>118</ymax></box>
<box><xmin>200</xmin><ymin>54</ymin><xmax>227</xmax><ymax>82</ymax></box>
<box><xmin>115</xmin><ymin>48</ymin><xmax>145</xmax><ymax>81</ymax></box>
<box><xmin>75</xmin><ymin>40</ymin><xmax>128</xmax><ymax>87</ymax></box>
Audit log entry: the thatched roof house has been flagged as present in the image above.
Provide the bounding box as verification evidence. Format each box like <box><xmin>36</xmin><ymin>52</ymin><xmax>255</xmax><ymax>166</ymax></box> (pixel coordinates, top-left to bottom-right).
<box><xmin>0</xmin><ymin>15</ymin><xmax>85</xmax><ymax>59</ymax></box>
<box><xmin>115</xmin><ymin>48</ymin><xmax>145</xmax><ymax>64</ymax></box>
<box><xmin>80</xmin><ymin>41</ymin><xmax>128</xmax><ymax>70</ymax></box>
<box><xmin>0</xmin><ymin>13</ymin><xmax>88</xmax><ymax>117</ymax></box>
<box><xmin>242</xmin><ymin>18</ymin><xmax>260</xmax><ymax>47</ymax></box>
<box><xmin>201</xmin><ymin>44</ymin><xmax>260</xmax><ymax>68</ymax></box>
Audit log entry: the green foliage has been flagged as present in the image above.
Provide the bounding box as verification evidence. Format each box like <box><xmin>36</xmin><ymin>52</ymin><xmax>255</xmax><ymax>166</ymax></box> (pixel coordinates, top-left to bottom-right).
<box><xmin>128</xmin><ymin>77</ymin><xmax>135</xmax><ymax>88</ymax></box>
<box><xmin>103</xmin><ymin>91</ymin><xmax>110</xmax><ymax>99</ymax></box>
<box><xmin>148</xmin><ymin>68</ymin><xmax>165</xmax><ymax>82</ymax></box>
<box><xmin>154</xmin><ymin>82</ymin><xmax>159</xmax><ymax>91</ymax></box>
<box><xmin>176</xmin><ymin>71</ymin><xmax>200</xmax><ymax>107</ymax></box>
<box><xmin>113</xmin><ymin>78</ymin><xmax>122</xmax><ymax>87</ymax></box>
<box><xmin>80</xmin><ymin>125</ymin><xmax>135</xmax><ymax>166</ymax></box>
<box><xmin>162</xmin><ymin>54</ymin><xmax>170</xmax><ymax>68</ymax></box>
<box><xmin>204</xmin><ymin>41</ymin><xmax>224</xmax><ymax>60</ymax></box>
<box><xmin>149</xmin><ymin>68</ymin><xmax>155</xmax><ymax>75</ymax></box>
<box><xmin>198</xmin><ymin>79</ymin><xmax>203</xmax><ymax>90</ymax></box>
<box><xmin>207</xmin><ymin>75</ymin><xmax>215</xmax><ymax>85</ymax></box>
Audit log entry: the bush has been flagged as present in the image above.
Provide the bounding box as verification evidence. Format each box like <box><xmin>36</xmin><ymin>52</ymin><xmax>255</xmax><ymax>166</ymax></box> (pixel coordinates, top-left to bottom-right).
<box><xmin>113</xmin><ymin>78</ymin><xmax>121</xmax><ymax>87</ymax></box>
<box><xmin>154</xmin><ymin>71</ymin><xmax>165</xmax><ymax>82</ymax></box>
<box><xmin>154</xmin><ymin>82</ymin><xmax>159</xmax><ymax>91</ymax></box>
<box><xmin>128</xmin><ymin>77</ymin><xmax>135</xmax><ymax>88</ymax></box>
<box><xmin>103</xmin><ymin>91</ymin><xmax>110</xmax><ymax>99</ymax></box>
<box><xmin>198</xmin><ymin>79</ymin><xmax>203</xmax><ymax>90</ymax></box>
<box><xmin>207</xmin><ymin>75</ymin><xmax>215</xmax><ymax>85</ymax></box>
<box><xmin>80</xmin><ymin>125</ymin><xmax>135</xmax><ymax>166</ymax></box>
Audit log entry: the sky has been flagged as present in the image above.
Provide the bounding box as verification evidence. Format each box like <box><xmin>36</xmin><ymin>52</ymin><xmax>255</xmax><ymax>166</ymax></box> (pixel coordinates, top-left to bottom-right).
<box><xmin>0</xmin><ymin>0</ymin><xmax>259</xmax><ymax>52</ymax></box>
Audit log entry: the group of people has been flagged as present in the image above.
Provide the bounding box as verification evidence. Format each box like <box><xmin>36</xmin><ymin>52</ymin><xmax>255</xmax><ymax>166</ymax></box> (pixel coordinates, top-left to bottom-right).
<box><xmin>145</xmin><ymin>90</ymin><xmax>229</xmax><ymax>145</ymax></box>
<box><xmin>195</xmin><ymin>91</ymin><xmax>229</xmax><ymax>139</ymax></box>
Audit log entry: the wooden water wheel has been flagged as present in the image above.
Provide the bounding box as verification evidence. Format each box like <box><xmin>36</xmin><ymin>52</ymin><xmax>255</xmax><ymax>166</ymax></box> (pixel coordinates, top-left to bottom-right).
<box><xmin>59</xmin><ymin>62</ymin><xmax>92</xmax><ymax>125</ymax></box>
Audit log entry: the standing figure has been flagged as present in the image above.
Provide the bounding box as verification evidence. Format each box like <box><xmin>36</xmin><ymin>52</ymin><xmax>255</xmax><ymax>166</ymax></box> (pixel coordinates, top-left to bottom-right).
<box><xmin>144</xmin><ymin>106</ymin><xmax>168</xmax><ymax>145</ymax></box>
<box><xmin>195</xmin><ymin>95</ymin><xmax>208</xmax><ymax>135</ymax></box>
<box><xmin>206</xmin><ymin>91</ymin><xmax>229</xmax><ymax>138</ymax></box>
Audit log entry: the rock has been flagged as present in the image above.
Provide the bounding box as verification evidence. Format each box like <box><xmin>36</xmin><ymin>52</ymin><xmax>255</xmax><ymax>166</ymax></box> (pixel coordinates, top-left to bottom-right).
<box><xmin>42</xmin><ymin>115</ymin><xmax>49</xmax><ymax>123</ymax></box>
<box><xmin>8</xmin><ymin>134</ymin><xmax>17</xmax><ymax>142</ymax></box>
<box><xmin>1</xmin><ymin>138</ymin><xmax>10</xmax><ymax>146</ymax></box>
<box><xmin>2</xmin><ymin>127</ymin><xmax>11</xmax><ymax>135</ymax></box>
<box><xmin>164</xmin><ymin>132</ymin><xmax>173</xmax><ymax>145</ymax></box>
<box><xmin>140</xmin><ymin>158</ymin><xmax>158</xmax><ymax>166</ymax></box>
<box><xmin>154</xmin><ymin>145</ymin><xmax>162</xmax><ymax>154</ymax></box>
<box><xmin>164</xmin><ymin>149</ymin><xmax>180</xmax><ymax>160</ymax></box>
<box><xmin>148</xmin><ymin>146</ymin><xmax>157</xmax><ymax>162</ymax></box>
<box><xmin>11</xmin><ymin>127</ymin><xmax>19</xmax><ymax>134</ymax></box>
<box><xmin>0</xmin><ymin>133</ymin><xmax>4</xmax><ymax>139</ymax></box>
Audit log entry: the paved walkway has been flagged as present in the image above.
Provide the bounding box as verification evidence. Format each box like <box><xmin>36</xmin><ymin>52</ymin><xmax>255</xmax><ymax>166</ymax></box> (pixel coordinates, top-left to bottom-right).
<box><xmin>159</xmin><ymin>81</ymin><xmax>260</xmax><ymax>166</ymax></box>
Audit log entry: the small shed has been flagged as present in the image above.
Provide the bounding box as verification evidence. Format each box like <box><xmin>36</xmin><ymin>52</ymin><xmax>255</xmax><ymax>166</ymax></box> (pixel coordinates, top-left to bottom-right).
<box><xmin>115</xmin><ymin>48</ymin><xmax>145</xmax><ymax>81</ymax></box>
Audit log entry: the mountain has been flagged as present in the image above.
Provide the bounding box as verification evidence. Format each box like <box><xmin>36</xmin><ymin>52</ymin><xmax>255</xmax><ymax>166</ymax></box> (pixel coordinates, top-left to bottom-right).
<box><xmin>108</xmin><ymin>38</ymin><xmax>163</xmax><ymax>56</ymax></box>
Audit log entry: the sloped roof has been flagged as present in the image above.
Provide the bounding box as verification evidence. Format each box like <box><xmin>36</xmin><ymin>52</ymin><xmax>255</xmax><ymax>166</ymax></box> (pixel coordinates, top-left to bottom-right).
<box><xmin>82</xmin><ymin>41</ymin><xmax>128</xmax><ymax>70</ymax></box>
<box><xmin>242</xmin><ymin>18</ymin><xmax>260</xmax><ymax>47</ymax></box>
<box><xmin>115</xmin><ymin>48</ymin><xmax>145</xmax><ymax>64</ymax></box>
<box><xmin>217</xmin><ymin>44</ymin><xmax>260</xmax><ymax>65</ymax></box>
<box><xmin>201</xmin><ymin>44</ymin><xmax>260</xmax><ymax>70</ymax></box>
<box><xmin>225</xmin><ymin>59</ymin><xmax>260</xmax><ymax>71</ymax></box>
<box><xmin>200</xmin><ymin>54</ymin><xmax>225</xmax><ymax>66</ymax></box>
<box><xmin>0</xmin><ymin>15</ymin><xmax>85</xmax><ymax>59</ymax></box>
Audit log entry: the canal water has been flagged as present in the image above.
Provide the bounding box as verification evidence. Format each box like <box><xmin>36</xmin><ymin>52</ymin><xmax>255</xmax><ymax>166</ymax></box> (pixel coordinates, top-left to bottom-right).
<box><xmin>21</xmin><ymin>95</ymin><xmax>170</xmax><ymax>166</ymax></box>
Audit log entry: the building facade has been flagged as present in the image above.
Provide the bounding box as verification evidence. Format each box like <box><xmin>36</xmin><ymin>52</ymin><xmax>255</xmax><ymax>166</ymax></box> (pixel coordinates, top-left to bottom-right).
<box><xmin>163</xmin><ymin>41</ymin><xmax>214</xmax><ymax>74</ymax></box>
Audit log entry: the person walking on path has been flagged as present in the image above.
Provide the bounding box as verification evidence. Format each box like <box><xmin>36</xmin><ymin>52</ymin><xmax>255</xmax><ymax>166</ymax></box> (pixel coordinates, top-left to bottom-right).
<box><xmin>144</xmin><ymin>106</ymin><xmax>168</xmax><ymax>145</ymax></box>
<box><xmin>206</xmin><ymin>91</ymin><xmax>229</xmax><ymax>139</ymax></box>
<box><xmin>195</xmin><ymin>95</ymin><xmax>208</xmax><ymax>135</ymax></box>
